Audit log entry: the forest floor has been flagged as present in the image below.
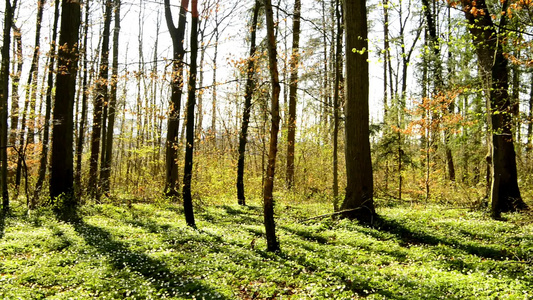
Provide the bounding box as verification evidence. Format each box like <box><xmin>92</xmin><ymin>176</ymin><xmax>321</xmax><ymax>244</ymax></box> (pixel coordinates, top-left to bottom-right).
<box><xmin>0</xmin><ymin>196</ymin><xmax>532</xmax><ymax>299</ymax></box>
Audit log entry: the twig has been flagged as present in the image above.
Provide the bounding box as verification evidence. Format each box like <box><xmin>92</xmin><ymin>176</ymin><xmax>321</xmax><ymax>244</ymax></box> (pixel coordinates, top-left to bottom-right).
<box><xmin>299</xmin><ymin>207</ymin><xmax>365</xmax><ymax>222</ymax></box>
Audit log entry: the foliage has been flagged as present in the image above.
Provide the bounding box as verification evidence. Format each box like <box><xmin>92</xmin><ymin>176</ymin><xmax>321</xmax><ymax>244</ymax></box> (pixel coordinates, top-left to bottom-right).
<box><xmin>1</xmin><ymin>198</ymin><xmax>532</xmax><ymax>299</ymax></box>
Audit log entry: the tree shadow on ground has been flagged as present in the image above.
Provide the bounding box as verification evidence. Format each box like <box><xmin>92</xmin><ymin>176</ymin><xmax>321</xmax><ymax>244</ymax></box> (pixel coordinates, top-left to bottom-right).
<box><xmin>373</xmin><ymin>216</ymin><xmax>512</xmax><ymax>261</ymax></box>
<box><xmin>70</xmin><ymin>218</ymin><xmax>228</xmax><ymax>299</ymax></box>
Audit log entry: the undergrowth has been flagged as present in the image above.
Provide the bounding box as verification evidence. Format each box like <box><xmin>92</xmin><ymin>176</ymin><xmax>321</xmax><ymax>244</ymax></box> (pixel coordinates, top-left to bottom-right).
<box><xmin>0</xmin><ymin>197</ymin><xmax>532</xmax><ymax>299</ymax></box>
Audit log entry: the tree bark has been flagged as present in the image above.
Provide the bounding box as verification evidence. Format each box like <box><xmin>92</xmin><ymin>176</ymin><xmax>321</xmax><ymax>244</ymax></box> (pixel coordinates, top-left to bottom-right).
<box><xmin>1</xmin><ymin>0</ymin><xmax>16</xmax><ymax>211</ymax></box>
<box><xmin>461</xmin><ymin>0</ymin><xmax>528</xmax><ymax>217</ymax></box>
<box><xmin>25</xmin><ymin>0</ymin><xmax>46</xmax><ymax>154</ymax></box>
<box><xmin>237</xmin><ymin>0</ymin><xmax>260</xmax><ymax>206</ymax></box>
<box><xmin>263</xmin><ymin>0</ymin><xmax>281</xmax><ymax>252</ymax></box>
<box><xmin>182</xmin><ymin>0</ymin><xmax>198</xmax><ymax>228</ymax></box>
<box><xmin>9</xmin><ymin>23</ymin><xmax>21</xmax><ymax>147</ymax></box>
<box><xmin>75</xmin><ymin>0</ymin><xmax>90</xmax><ymax>198</ymax></box>
<box><xmin>340</xmin><ymin>0</ymin><xmax>375</xmax><ymax>223</ymax></box>
<box><xmin>164</xmin><ymin>0</ymin><xmax>189</xmax><ymax>199</ymax></box>
<box><xmin>33</xmin><ymin>0</ymin><xmax>60</xmax><ymax>206</ymax></box>
<box><xmin>50</xmin><ymin>0</ymin><xmax>81</xmax><ymax>213</ymax></box>
<box><xmin>286</xmin><ymin>0</ymin><xmax>301</xmax><ymax>190</ymax></box>
<box><xmin>101</xmin><ymin>0</ymin><xmax>121</xmax><ymax>193</ymax></box>
<box><xmin>332</xmin><ymin>0</ymin><xmax>343</xmax><ymax>211</ymax></box>
<box><xmin>527</xmin><ymin>73</ymin><xmax>533</xmax><ymax>164</ymax></box>
<box><xmin>88</xmin><ymin>0</ymin><xmax>113</xmax><ymax>201</ymax></box>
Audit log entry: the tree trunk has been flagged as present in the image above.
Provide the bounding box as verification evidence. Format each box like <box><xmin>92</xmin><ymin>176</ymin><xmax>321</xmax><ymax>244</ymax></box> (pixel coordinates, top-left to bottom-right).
<box><xmin>332</xmin><ymin>0</ymin><xmax>343</xmax><ymax>211</ymax></box>
<box><xmin>75</xmin><ymin>0</ymin><xmax>91</xmax><ymax>198</ymax></box>
<box><xmin>237</xmin><ymin>0</ymin><xmax>260</xmax><ymax>206</ymax></box>
<box><xmin>9</xmin><ymin>23</ymin><xmax>21</xmax><ymax>147</ymax></box>
<box><xmin>286</xmin><ymin>0</ymin><xmax>301</xmax><ymax>190</ymax></box>
<box><xmin>461</xmin><ymin>0</ymin><xmax>528</xmax><ymax>217</ymax></box>
<box><xmin>101</xmin><ymin>0</ymin><xmax>121</xmax><ymax>194</ymax></box>
<box><xmin>211</xmin><ymin>3</ymin><xmax>220</xmax><ymax>144</ymax></box>
<box><xmin>340</xmin><ymin>0</ymin><xmax>375</xmax><ymax>223</ymax></box>
<box><xmin>164</xmin><ymin>0</ymin><xmax>189</xmax><ymax>199</ymax></box>
<box><xmin>1</xmin><ymin>0</ymin><xmax>16</xmax><ymax>211</ymax></box>
<box><xmin>263</xmin><ymin>0</ymin><xmax>281</xmax><ymax>252</ymax></box>
<box><xmin>33</xmin><ymin>0</ymin><xmax>60</xmax><ymax>206</ymax></box>
<box><xmin>25</xmin><ymin>0</ymin><xmax>45</xmax><ymax>156</ymax></box>
<box><xmin>50</xmin><ymin>0</ymin><xmax>81</xmax><ymax>213</ymax></box>
<box><xmin>88</xmin><ymin>0</ymin><xmax>113</xmax><ymax>201</ymax></box>
<box><xmin>182</xmin><ymin>0</ymin><xmax>198</xmax><ymax>228</ymax></box>
<box><xmin>527</xmin><ymin>73</ymin><xmax>533</xmax><ymax>165</ymax></box>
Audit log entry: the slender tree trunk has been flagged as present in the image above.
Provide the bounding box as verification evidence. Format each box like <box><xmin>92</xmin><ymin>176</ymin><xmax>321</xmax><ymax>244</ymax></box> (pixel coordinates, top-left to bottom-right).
<box><xmin>422</xmin><ymin>0</ymin><xmax>455</xmax><ymax>181</ymax></box>
<box><xmin>320</xmin><ymin>0</ymin><xmax>329</xmax><ymax>136</ymax></box>
<box><xmin>340</xmin><ymin>0</ymin><xmax>375</xmax><ymax>223</ymax></box>
<box><xmin>182</xmin><ymin>0</ymin><xmax>198</xmax><ymax>228</ymax></box>
<box><xmin>527</xmin><ymin>73</ymin><xmax>533</xmax><ymax>165</ymax></box>
<box><xmin>9</xmin><ymin>23</ymin><xmax>22</xmax><ymax>147</ymax></box>
<box><xmin>164</xmin><ymin>0</ymin><xmax>189</xmax><ymax>198</ymax></box>
<box><xmin>263</xmin><ymin>0</ymin><xmax>281</xmax><ymax>252</ymax></box>
<box><xmin>211</xmin><ymin>7</ymin><xmax>219</xmax><ymax>144</ymax></box>
<box><xmin>25</xmin><ymin>0</ymin><xmax>45</xmax><ymax>157</ymax></box>
<box><xmin>237</xmin><ymin>0</ymin><xmax>260</xmax><ymax>206</ymax></box>
<box><xmin>382</xmin><ymin>0</ymin><xmax>389</xmax><ymax>117</ymax></box>
<box><xmin>50</xmin><ymin>0</ymin><xmax>81</xmax><ymax>213</ymax></box>
<box><xmin>88</xmin><ymin>0</ymin><xmax>113</xmax><ymax>200</ymax></box>
<box><xmin>75</xmin><ymin>0</ymin><xmax>91</xmax><ymax>198</ymax></box>
<box><xmin>1</xmin><ymin>0</ymin><xmax>16</xmax><ymax>211</ymax></box>
<box><xmin>101</xmin><ymin>0</ymin><xmax>121</xmax><ymax>193</ymax></box>
<box><xmin>33</xmin><ymin>0</ymin><xmax>60</xmax><ymax>206</ymax></box>
<box><xmin>286</xmin><ymin>0</ymin><xmax>301</xmax><ymax>190</ymax></box>
<box><xmin>332</xmin><ymin>0</ymin><xmax>343</xmax><ymax>211</ymax></box>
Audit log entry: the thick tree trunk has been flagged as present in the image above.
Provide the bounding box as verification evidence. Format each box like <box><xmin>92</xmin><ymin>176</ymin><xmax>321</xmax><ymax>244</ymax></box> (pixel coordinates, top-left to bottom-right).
<box><xmin>50</xmin><ymin>0</ymin><xmax>81</xmax><ymax>213</ymax></box>
<box><xmin>263</xmin><ymin>0</ymin><xmax>281</xmax><ymax>252</ymax></box>
<box><xmin>461</xmin><ymin>0</ymin><xmax>528</xmax><ymax>217</ymax></box>
<box><xmin>33</xmin><ymin>0</ymin><xmax>60</xmax><ymax>206</ymax></box>
<box><xmin>1</xmin><ymin>0</ymin><xmax>16</xmax><ymax>210</ymax></box>
<box><xmin>164</xmin><ymin>0</ymin><xmax>189</xmax><ymax>199</ymax></box>
<box><xmin>101</xmin><ymin>0</ymin><xmax>121</xmax><ymax>193</ymax></box>
<box><xmin>237</xmin><ymin>0</ymin><xmax>260</xmax><ymax>206</ymax></box>
<box><xmin>182</xmin><ymin>0</ymin><xmax>198</xmax><ymax>228</ymax></box>
<box><xmin>88</xmin><ymin>0</ymin><xmax>113</xmax><ymax>201</ymax></box>
<box><xmin>286</xmin><ymin>0</ymin><xmax>301</xmax><ymax>190</ymax></box>
<box><xmin>340</xmin><ymin>0</ymin><xmax>375</xmax><ymax>223</ymax></box>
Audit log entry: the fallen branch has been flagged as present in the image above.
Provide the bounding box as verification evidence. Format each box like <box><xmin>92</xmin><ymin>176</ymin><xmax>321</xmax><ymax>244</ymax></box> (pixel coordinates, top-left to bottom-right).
<box><xmin>299</xmin><ymin>207</ymin><xmax>365</xmax><ymax>222</ymax></box>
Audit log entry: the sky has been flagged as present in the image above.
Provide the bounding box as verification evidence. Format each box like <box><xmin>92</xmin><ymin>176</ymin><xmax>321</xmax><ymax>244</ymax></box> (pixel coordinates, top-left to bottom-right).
<box><xmin>0</xmin><ymin>0</ymin><xmax>431</xmax><ymax>134</ymax></box>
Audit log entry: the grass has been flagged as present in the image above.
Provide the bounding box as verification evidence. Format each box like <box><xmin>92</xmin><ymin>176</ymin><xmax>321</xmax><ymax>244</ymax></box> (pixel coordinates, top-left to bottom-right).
<box><xmin>0</xmin><ymin>198</ymin><xmax>532</xmax><ymax>299</ymax></box>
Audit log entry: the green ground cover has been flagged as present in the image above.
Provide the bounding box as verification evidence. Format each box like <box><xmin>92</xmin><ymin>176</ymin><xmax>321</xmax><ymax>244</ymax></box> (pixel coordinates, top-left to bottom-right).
<box><xmin>0</xmin><ymin>198</ymin><xmax>532</xmax><ymax>299</ymax></box>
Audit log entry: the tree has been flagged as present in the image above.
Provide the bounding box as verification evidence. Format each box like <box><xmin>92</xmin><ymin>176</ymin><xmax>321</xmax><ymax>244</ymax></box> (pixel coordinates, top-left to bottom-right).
<box><xmin>164</xmin><ymin>0</ymin><xmax>189</xmax><ymax>198</ymax></box>
<box><xmin>75</xmin><ymin>0</ymin><xmax>91</xmax><ymax>197</ymax></box>
<box><xmin>286</xmin><ymin>0</ymin><xmax>301</xmax><ymax>190</ymax></box>
<box><xmin>332</xmin><ymin>0</ymin><xmax>343</xmax><ymax>211</ymax></box>
<box><xmin>263</xmin><ymin>0</ymin><xmax>281</xmax><ymax>252</ymax></box>
<box><xmin>182</xmin><ymin>0</ymin><xmax>199</xmax><ymax>228</ymax></box>
<box><xmin>460</xmin><ymin>0</ymin><xmax>528</xmax><ymax>217</ymax></box>
<box><xmin>339</xmin><ymin>0</ymin><xmax>375</xmax><ymax>222</ymax></box>
<box><xmin>101</xmin><ymin>0</ymin><xmax>122</xmax><ymax>193</ymax></box>
<box><xmin>50</xmin><ymin>0</ymin><xmax>81</xmax><ymax>212</ymax></box>
<box><xmin>88</xmin><ymin>0</ymin><xmax>113</xmax><ymax>200</ymax></box>
<box><xmin>1</xmin><ymin>0</ymin><xmax>16</xmax><ymax>211</ymax></box>
<box><xmin>33</xmin><ymin>0</ymin><xmax>61</xmax><ymax>206</ymax></box>
<box><xmin>9</xmin><ymin>22</ymin><xmax>22</xmax><ymax>147</ymax></box>
<box><xmin>237</xmin><ymin>0</ymin><xmax>260</xmax><ymax>206</ymax></box>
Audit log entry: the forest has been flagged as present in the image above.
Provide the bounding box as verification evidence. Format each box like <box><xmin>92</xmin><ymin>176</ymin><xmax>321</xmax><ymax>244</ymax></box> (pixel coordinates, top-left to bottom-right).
<box><xmin>0</xmin><ymin>0</ymin><xmax>532</xmax><ymax>298</ymax></box>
